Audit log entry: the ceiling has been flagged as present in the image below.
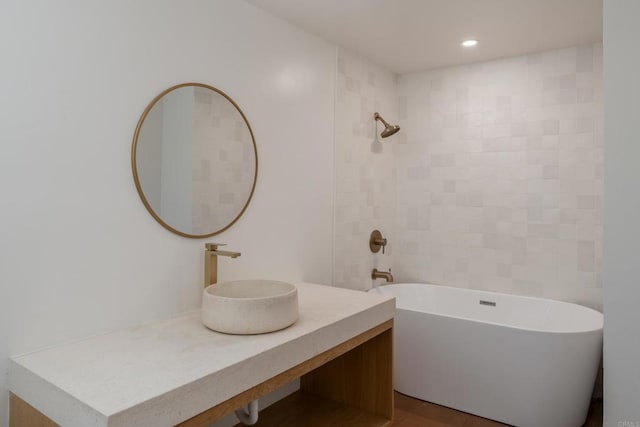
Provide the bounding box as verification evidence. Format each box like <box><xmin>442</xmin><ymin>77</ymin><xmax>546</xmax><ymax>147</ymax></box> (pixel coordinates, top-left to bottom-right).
<box><xmin>245</xmin><ymin>0</ymin><xmax>603</xmax><ymax>74</ymax></box>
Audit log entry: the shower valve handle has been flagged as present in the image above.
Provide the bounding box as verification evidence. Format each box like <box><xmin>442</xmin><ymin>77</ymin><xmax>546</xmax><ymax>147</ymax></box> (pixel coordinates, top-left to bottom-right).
<box><xmin>377</xmin><ymin>238</ymin><xmax>388</xmax><ymax>254</ymax></box>
<box><xmin>370</xmin><ymin>230</ymin><xmax>388</xmax><ymax>254</ymax></box>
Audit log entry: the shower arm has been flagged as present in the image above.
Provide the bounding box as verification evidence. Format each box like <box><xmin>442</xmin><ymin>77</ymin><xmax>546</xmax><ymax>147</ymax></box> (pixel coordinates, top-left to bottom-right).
<box><xmin>374</xmin><ymin>112</ymin><xmax>391</xmax><ymax>127</ymax></box>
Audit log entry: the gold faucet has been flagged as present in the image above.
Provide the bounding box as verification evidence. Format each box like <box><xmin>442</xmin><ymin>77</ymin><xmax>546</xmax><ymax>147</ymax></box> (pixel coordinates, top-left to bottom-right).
<box><xmin>372</xmin><ymin>268</ymin><xmax>394</xmax><ymax>283</ymax></box>
<box><xmin>204</xmin><ymin>243</ymin><xmax>241</xmax><ymax>287</ymax></box>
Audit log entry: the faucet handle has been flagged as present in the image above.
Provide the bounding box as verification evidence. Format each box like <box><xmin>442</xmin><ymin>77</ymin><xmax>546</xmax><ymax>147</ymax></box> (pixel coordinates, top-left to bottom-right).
<box><xmin>205</xmin><ymin>243</ymin><xmax>227</xmax><ymax>251</ymax></box>
<box><xmin>369</xmin><ymin>230</ymin><xmax>388</xmax><ymax>254</ymax></box>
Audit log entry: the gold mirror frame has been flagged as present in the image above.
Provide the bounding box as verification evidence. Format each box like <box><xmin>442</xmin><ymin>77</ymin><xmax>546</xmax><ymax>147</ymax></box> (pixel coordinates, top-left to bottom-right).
<box><xmin>131</xmin><ymin>82</ymin><xmax>258</xmax><ymax>238</ymax></box>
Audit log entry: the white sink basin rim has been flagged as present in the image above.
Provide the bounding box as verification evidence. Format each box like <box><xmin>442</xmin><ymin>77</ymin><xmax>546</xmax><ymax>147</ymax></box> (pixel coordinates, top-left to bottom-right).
<box><xmin>202</xmin><ymin>280</ymin><xmax>298</xmax><ymax>335</ymax></box>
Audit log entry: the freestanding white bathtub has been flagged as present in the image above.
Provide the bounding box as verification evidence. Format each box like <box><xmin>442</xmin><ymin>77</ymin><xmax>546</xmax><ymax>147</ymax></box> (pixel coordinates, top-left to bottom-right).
<box><xmin>370</xmin><ymin>283</ymin><xmax>603</xmax><ymax>427</ymax></box>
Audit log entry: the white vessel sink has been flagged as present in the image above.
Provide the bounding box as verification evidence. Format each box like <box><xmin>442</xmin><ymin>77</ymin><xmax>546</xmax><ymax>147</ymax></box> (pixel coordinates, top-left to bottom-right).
<box><xmin>202</xmin><ymin>280</ymin><xmax>298</xmax><ymax>334</ymax></box>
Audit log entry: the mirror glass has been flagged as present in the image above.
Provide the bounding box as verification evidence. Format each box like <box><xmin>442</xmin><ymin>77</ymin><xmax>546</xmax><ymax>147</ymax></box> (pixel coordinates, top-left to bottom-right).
<box><xmin>132</xmin><ymin>83</ymin><xmax>257</xmax><ymax>237</ymax></box>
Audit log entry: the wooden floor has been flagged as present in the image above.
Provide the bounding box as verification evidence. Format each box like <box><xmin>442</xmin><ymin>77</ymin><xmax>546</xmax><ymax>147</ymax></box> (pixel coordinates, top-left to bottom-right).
<box><xmin>393</xmin><ymin>392</ymin><xmax>603</xmax><ymax>427</ymax></box>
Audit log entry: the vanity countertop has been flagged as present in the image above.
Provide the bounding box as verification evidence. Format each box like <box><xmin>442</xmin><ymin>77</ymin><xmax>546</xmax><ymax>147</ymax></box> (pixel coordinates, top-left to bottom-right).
<box><xmin>9</xmin><ymin>283</ymin><xmax>395</xmax><ymax>427</ymax></box>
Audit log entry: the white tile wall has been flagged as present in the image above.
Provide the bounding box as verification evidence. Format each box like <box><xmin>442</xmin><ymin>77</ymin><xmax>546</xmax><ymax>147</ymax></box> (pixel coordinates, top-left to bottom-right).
<box><xmin>395</xmin><ymin>44</ymin><xmax>603</xmax><ymax>309</ymax></box>
<box><xmin>192</xmin><ymin>87</ymin><xmax>255</xmax><ymax>234</ymax></box>
<box><xmin>334</xmin><ymin>49</ymin><xmax>398</xmax><ymax>290</ymax></box>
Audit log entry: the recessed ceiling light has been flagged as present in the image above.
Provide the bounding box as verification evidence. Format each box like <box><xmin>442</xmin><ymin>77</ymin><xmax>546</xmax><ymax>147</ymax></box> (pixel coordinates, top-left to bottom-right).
<box><xmin>461</xmin><ymin>39</ymin><xmax>478</xmax><ymax>48</ymax></box>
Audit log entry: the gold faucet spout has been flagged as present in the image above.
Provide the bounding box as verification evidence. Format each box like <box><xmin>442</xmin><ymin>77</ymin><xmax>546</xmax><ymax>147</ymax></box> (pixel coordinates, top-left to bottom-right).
<box><xmin>209</xmin><ymin>249</ymin><xmax>241</xmax><ymax>258</ymax></box>
<box><xmin>372</xmin><ymin>268</ymin><xmax>394</xmax><ymax>283</ymax></box>
<box><xmin>204</xmin><ymin>243</ymin><xmax>241</xmax><ymax>287</ymax></box>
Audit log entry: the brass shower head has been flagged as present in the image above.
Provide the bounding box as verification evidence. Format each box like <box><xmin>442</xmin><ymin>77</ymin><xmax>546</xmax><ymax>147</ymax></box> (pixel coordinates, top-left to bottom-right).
<box><xmin>374</xmin><ymin>112</ymin><xmax>400</xmax><ymax>138</ymax></box>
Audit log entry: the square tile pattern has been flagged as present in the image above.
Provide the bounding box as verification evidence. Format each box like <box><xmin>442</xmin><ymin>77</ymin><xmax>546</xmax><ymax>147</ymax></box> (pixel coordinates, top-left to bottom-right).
<box><xmin>335</xmin><ymin>44</ymin><xmax>603</xmax><ymax>310</ymax></box>
<box><xmin>192</xmin><ymin>87</ymin><xmax>254</xmax><ymax>234</ymax></box>
<box><xmin>334</xmin><ymin>49</ymin><xmax>397</xmax><ymax>290</ymax></box>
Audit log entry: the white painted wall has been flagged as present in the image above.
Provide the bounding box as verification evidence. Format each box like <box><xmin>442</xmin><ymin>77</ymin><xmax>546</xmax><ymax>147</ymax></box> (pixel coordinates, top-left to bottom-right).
<box><xmin>603</xmin><ymin>1</ymin><xmax>640</xmax><ymax>425</ymax></box>
<box><xmin>0</xmin><ymin>1</ymin><xmax>335</xmax><ymax>424</ymax></box>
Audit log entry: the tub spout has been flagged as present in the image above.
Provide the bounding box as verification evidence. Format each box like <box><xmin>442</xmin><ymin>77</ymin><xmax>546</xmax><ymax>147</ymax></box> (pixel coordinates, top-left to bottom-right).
<box><xmin>372</xmin><ymin>268</ymin><xmax>394</xmax><ymax>283</ymax></box>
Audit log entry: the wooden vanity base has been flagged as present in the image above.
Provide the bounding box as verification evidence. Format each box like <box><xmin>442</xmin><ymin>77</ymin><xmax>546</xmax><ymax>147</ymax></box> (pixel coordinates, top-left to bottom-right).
<box><xmin>10</xmin><ymin>394</ymin><xmax>56</xmax><ymax>427</ymax></box>
<box><xmin>237</xmin><ymin>321</ymin><xmax>393</xmax><ymax>427</ymax></box>
<box><xmin>11</xmin><ymin>320</ymin><xmax>393</xmax><ymax>427</ymax></box>
<box><xmin>239</xmin><ymin>391</ymin><xmax>390</xmax><ymax>427</ymax></box>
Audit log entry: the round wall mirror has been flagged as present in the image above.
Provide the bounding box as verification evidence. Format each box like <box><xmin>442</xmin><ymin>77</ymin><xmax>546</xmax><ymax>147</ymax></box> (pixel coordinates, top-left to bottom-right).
<box><xmin>132</xmin><ymin>83</ymin><xmax>258</xmax><ymax>238</ymax></box>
